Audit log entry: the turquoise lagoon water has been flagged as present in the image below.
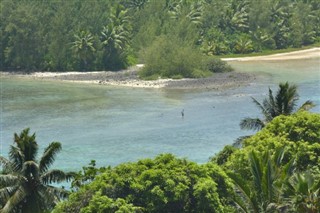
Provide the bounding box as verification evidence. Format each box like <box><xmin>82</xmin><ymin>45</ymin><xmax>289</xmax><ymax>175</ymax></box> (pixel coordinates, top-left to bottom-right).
<box><xmin>1</xmin><ymin>58</ymin><xmax>319</xmax><ymax>172</ymax></box>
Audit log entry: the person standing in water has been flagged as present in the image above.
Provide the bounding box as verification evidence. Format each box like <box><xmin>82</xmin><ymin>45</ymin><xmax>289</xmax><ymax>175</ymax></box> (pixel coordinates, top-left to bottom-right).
<box><xmin>181</xmin><ymin>109</ymin><xmax>184</xmax><ymax>118</ymax></box>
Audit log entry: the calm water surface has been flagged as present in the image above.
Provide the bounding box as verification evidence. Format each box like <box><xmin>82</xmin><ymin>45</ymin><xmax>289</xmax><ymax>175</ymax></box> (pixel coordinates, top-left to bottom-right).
<box><xmin>1</xmin><ymin>58</ymin><xmax>319</xmax><ymax>171</ymax></box>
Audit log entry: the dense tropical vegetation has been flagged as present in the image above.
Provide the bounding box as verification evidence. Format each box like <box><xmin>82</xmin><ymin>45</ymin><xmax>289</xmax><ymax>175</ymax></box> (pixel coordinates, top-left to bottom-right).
<box><xmin>0</xmin><ymin>128</ymin><xmax>73</xmax><ymax>213</ymax></box>
<box><xmin>51</xmin><ymin>110</ymin><xmax>319</xmax><ymax>213</ymax></box>
<box><xmin>1</xmin><ymin>0</ymin><xmax>319</xmax><ymax>75</ymax></box>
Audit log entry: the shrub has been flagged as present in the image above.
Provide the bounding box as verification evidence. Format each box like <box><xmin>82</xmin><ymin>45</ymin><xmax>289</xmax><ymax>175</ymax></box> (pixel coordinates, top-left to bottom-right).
<box><xmin>204</xmin><ymin>58</ymin><xmax>233</xmax><ymax>73</ymax></box>
<box><xmin>139</xmin><ymin>35</ymin><xmax>206</xmax><ymax>79</ymax></box>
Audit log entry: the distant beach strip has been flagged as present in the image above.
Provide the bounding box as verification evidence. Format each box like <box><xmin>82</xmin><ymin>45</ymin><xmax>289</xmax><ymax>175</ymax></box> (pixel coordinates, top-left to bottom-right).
<box><xmin>222</xmin><ymin>47</ymin><xmax>320</xmax><ymax>61</ymax></box>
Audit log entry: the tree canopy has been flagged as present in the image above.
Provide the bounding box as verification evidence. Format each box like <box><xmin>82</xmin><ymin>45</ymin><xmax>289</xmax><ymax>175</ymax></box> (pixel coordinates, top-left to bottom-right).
<box><xmin>53</xmin><ymin>154</ymin><xmax>235</xmax><ymax>213</ymax></box>
<box><xmin>1</xmin><ymin>0</ymin><xmax>319</xmax><ymax>72</ymax></box>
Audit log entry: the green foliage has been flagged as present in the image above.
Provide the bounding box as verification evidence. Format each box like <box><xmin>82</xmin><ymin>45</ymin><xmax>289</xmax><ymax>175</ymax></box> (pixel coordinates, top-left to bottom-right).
<box><xmin>54</xmin><ymin>154</ymin><xmax>234</xmax><ymax>213</ymax></box>
<box><xmin>71</xmin><ymin>31</ymin><xmax>96</xmax><ymax>71</ymax></box>
<box><xmin>211</xmin><ymin>145</ymin><xmax>238</xmax><ymax>165</ymax></box>
<box><xmin>138</xmin><ymin>35</ymin><xmax>208</xmax><ymax>79</ymax></box>
<box><xmin>227</xmin><ymin>148</ymin><xmax>293</xmax><ymax>212</ymax></box>
<box><xmin>1</xmin><ymin>0</ymin><xmax>319</xmax><ymax>71</ymax></box>
<box><xmin>227</xmin><ymin>146</ymin><xmax>320</xmax><ymax>213</ymax></box>
<box><xmin>283</xmin><ymin>171</ymin><xmax>320</xmax><ymax>212</ymax></box>
<box><xmin>228</xmin><ymin>111</ymin><xmax>320</xmax><ymax>179</ymax></box>
<box><xmin>80</xmin><ymin>192</ymin><xmax>142</xmax><ymax>213</ymax></box>
<box><xmin>0</xmin><ymin>128</ymin><xmax>74</xmax><ymax>213</ymax></box>
<box><xmin>204</xmin><ymin>58</ymin><xmax>233</xmax><ymax>73</ymax></box>
<box><xmin>71</xmin><ymin>160</ymin><xmax>107</xmax><ymax>190</ymax></box>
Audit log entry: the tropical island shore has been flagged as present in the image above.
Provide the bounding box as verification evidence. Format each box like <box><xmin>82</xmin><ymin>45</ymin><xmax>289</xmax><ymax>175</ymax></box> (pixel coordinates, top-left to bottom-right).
<box><xmin>1</xmin><ymin>47</ymin><xmax>319</xmax><ymax>89</ymax></box>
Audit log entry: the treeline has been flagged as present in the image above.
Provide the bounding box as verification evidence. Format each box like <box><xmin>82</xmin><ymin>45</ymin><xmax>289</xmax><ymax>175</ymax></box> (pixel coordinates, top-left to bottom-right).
<box><xmin>1</xmin><ymin>0</ymin><xmax>319</xmax><ymax>72</ymax></box>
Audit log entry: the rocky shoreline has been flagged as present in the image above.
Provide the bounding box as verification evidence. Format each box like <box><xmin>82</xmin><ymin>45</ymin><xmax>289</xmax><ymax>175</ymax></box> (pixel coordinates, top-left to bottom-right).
<box><xmin>1</xmin><ymin>67</ymin><xmax>255</xmax><ymax>90</ymax></box>
<box><xmin>2</xmin><ymin>47</ymin><xmax>318</xmax><ymax>89</ymax></box>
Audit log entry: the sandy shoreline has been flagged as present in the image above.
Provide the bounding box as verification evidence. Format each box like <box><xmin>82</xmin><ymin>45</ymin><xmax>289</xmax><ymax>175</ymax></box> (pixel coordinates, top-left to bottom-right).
<box><xmin>222</xmin><ymin>47</ymin><xmax>320</xmax><ymax>61</ymax></box>
<box><xmin>1</xmin><ymin>47</ymin><xmax>319</xmax><ymax>89</ymax></box>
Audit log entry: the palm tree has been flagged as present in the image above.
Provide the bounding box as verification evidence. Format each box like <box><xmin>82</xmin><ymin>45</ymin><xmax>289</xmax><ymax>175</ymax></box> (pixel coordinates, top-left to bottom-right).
<box><xmin>228</xmin><ymin>148</ymin><xmax>294</xmax><ymax>213</ymax></box>
<box><xmin>168</xmin><ymin>0</ymin><xmax>204</xmax><ymax>26</ymax></box>
<box><xmin>101</xmin><ymin>5</ymin><xmax>131</xmax><ymax>70</ymax></box>
<box><xmin>234</xmin><ymin>37</ymin><xmax>254</xmax><ymax>54</ymax></box>
<box><xmin>240</xmin><ymin>82</ymin><xmax>315</xmax><ymax>131</ymax></box>
<box><xmin>0</xmin><ymin>128</ymin><xmax>73</xmax><ymax>213</ymax></box>
<box><xmin>71</xmin><ymin>31</ymin><xmax>95</xmax><ymax>71</ymax></box>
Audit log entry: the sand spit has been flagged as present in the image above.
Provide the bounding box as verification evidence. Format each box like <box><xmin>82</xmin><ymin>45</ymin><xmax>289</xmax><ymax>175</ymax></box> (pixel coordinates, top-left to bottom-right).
<box><xmin>222</xmin><ymin>47</ymin><xmax>320</xmax><ymax>61</ymax></box>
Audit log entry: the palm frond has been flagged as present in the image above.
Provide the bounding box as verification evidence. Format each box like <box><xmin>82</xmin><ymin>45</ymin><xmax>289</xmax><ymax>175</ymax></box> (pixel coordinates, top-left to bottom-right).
<box><xmin>45</xmin><ymin>185</ymin><xmax>70</xmax><ymax>200</ymax></box>
<box><xmin>240</xmin><ymin>117</ymin><xmax>265</xmax><ymax>131</ymax></box>
<box><xmin>264</xmin><ymin>88</ymin><xmax>277</xmax><ymax>120</ymax></box>
<box><xmin>273</xmin><ymin>147</ymin><xmax>285</xmax><ymax>167</ymax></box>
<box><xmin>39</xmin><ymin>142</ymin><xmax>61</xmax><ymax>173</ymax></box>
<box><xmin>36</xmin><ymin>185</ymin><xmax>59</xmax><ymax>209</ymax></box>
<box><xmin>0</xmin><ymin>186</ymin><xmax>19</xmax><ymax>201</ymax></box>
<box><xmin>8</xmin><ymin>146</ymin><xmax>24</xmax><ymax>172</ymax></box>
<box><xmin>264</xmin><ymin>158</ymin><xmax>276</xmax><ymax>203</ymax></box>
<box><xmin>227</xmin><ymin>171</ymin><xmax>259</xmax><ymax>212</ymax></box>
<box><xmin>1</xmin><ymin>186</ymin><xmax>27</xmax><ymax>213</ymax></box>
<box><xmin>233</xmin><ymin>135</ymin><xmax>251</xmax><ymax>148</ymax></box>
<box><xmin>0</xmin><ymin>156</ymin><xmax>14</xmax><ymax>172</ymax></box>
<box><xmin>0</xmin><ymin>174</ymin><xmax>20</xmax><ymax>187</ymax></box>
<box><xmin>41</xmin><ymin>170</ymin><xmax>73</xmax><ymax>184</ymax></box>
<box><xmin>251</xmin><ymin>97</ymin><xmax>273</xmax><ymax>121</ymax></box>
<box><xmin>298</xmin><ymin>100</ymin><xmax>316</xmax><ymax>111</ymax></box>
<box><xmin>276</xmin><ymin>82</ymin><xmax>299</xmax><ymax>115</ymax></box>
<box><xmin>249</xmin><ymin>151</ymin><xmax>263</xmax><ymax>196</ymax></box>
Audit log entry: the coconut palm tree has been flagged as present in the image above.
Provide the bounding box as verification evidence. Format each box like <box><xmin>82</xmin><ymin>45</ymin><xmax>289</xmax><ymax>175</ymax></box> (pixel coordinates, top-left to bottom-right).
<box><xmin>0</xmin><ymin>128</ymin><xmax>74</xmax><ymax>213</ymax></box>
<box><xmin>240</xmin><ymin>82</ymin><xmax>315</xmax><ymax>131</ymax></box>
<box><xmin>71</xmin><ymin>30</ymin><xmax>95</xmax><ymax>71</ymax></box>
<box><xmin>101</xmin><ymin>5</ymin><xmax>131</xmax><ymax>70</ymax></box>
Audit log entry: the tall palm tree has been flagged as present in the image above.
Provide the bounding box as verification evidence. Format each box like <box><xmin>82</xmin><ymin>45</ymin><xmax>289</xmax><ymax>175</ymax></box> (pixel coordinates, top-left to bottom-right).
<box><xmin>101</xmin><ymin>5</ymin><xmax>131</xmax><ymax>70</ymax></box>
<box><xmin>71</xmin><ymin>31</ymin><xmax>95</xmax><ymax>71</ymax></box>
<box><xmin>240</xmin><ymin>82</ymin><xmax>315</xmax><ymax>131</ymax></box>
<box><xmin>0</xmin><ymin>128</ymin><xmax>73</xmax><ymax>213</ymax></box>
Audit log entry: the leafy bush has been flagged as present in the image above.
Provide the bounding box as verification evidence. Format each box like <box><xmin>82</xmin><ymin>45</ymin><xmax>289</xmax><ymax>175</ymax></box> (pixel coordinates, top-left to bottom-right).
<box><xmin>139</xmin><ymin>36</ymin><xmax>211</xmax><ymax>79</ymax></box>
<box><xmin>226</xmin><ymin>111</ymin><xmax>320</xmax><ymax>178</ymax></box>
<box><xmin>211</xmin><ymin>145</ymin><xmax>238</xmax><ymax>165</ymax></box>
<box><xmin>204</xmin><ymin>58</ymin><xmax>233</xmax><ymax>73</ymax></box>
<box><xmin>54</xmin><ymin>154</ymin><xmax>235</xmax><ymax>213</ymax></box>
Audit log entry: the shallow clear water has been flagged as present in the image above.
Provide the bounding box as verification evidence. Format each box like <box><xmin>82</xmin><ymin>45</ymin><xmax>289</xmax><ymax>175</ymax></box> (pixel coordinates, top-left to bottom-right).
<box><xmin>1</xmin><ymin>58</ymin><xmax>319</xmax><ymax>172</ymax></box>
